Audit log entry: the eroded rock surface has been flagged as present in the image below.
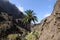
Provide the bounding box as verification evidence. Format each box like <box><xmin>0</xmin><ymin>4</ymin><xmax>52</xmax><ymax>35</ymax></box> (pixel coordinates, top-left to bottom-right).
<box><xmin>0</xmin><ymin>0</ymin><xmax>28</xmax><ymax>40</ymax></box>
<box><xmin>34</xmin><ymin>0</ymin><xmax>60</xmax><ymax>40</ymax></box>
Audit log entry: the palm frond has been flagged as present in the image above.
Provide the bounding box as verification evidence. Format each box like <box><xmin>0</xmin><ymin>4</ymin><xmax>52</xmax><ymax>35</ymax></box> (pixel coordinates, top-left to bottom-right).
<box><xmin>23</xmin><ymin>9</ymin><xmax>38</xmax><ymax>24</ymax></box>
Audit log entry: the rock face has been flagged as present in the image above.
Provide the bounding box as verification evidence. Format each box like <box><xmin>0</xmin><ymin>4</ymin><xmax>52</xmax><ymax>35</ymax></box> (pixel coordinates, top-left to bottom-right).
<box><xmin>0</xmin><ymin>12</ymin><xmax>27</xmax><ymax>40</ymax></box>
<box><xmin>0</xmin><ymin>0</ymin><xmax>23</xmax><ymax>18</ymax></box>
<box><xmin>0</xmin><ymin>1</ymin><xmax>29</xmax><ymax>40</ymax></box>
<box><xmin>34</xmin><ymin>0</ymin><xmax>60</xmax><ymax>40</ymax></box>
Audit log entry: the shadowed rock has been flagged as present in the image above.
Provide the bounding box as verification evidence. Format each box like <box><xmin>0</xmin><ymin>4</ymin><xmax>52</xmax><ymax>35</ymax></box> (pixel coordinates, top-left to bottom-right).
<box><xmin>0</xmin><ymin>0</ymin><xmax>28</xmax><ymax>40</ymax></box>
<box><xmin>0</xmin><ymin>0</ymin><xmax>23</xmax><ymax>19</ymax></box>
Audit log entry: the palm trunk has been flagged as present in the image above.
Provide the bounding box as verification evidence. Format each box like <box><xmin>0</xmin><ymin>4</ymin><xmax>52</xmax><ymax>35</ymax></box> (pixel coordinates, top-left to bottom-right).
<box><xmin>27</xmin><ymin>21</ymin><xmax>31</xmax><ymax>32</ymax></box>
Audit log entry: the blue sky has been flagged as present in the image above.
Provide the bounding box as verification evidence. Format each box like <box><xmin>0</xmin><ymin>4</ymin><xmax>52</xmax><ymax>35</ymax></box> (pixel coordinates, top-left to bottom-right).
<box><xmin>9</xmin><ymin>0</ymin><xmax>56</xmax><ymax>23</ymax></box>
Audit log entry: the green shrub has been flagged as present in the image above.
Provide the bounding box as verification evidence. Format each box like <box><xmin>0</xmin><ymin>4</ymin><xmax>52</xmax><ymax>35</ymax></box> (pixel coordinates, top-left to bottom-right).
<box><xmin>7</xmin><ymin>34</ymin><xmax>21</xmax><ymax>40</ymax></box>
<box><xmin>25</xmin><ymin>30</ymin><xmax>37</xmax><ymax>40</ymax></box>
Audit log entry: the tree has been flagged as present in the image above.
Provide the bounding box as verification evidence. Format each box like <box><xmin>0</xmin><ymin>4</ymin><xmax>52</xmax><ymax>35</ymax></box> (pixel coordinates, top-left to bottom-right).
<box><xmin>22</xmin><ymin>9</ymin><xmax>38</xmax><ymax>26</ymax></box>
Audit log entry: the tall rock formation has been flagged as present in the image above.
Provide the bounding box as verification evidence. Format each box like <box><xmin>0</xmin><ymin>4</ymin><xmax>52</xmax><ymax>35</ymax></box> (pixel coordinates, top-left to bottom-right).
<box><xmin>0</xmin><ymin>0</ymin><xmax>29</xmax><ymax>40</ymax></box>
<box><xmin>34</xmin><ymin>0</ymin><xmax>60</xmax><ymax>40</ymax></box>
<box><xmin>0</xmin><ymin>0</ymin><xmax>23</xmax><ymax>18</ymax></box>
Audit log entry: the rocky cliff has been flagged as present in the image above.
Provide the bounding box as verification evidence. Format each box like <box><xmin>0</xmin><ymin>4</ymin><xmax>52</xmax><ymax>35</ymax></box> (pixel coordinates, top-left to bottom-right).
<box><xmin>0</xmin><ymin>12</ymin><xmax>28</xmax><ymax>40</ymax></box>
<box><xmin>0</xmin><ymin>0</ymin><xmax>23</xmax><ymax>18</ymax></box>
<box><xmin>34</xmin><ymin>0</ymin><xmax>60</xmax><ymax>40</ymax></box>
<box><xmin>0</xmin><ymin>0</ymin><xmax>29</xmax><ymax>40</ymax></box>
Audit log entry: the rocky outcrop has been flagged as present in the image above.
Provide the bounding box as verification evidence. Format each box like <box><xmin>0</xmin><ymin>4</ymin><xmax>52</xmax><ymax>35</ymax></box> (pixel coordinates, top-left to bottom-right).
<box><xmin>34</xmin><ymin>0</ymin><xmax>60</xmax><ymax>40</ymax></box>
<box><xmin>0</xmin><ymin>0</ymin><xmax>23</xmax><ymax>18</ymax></box>
<box><xmin>0</xmin><ymin>0</ymin><xmax>29</xmax><ymax>40</ymax></box>
<box><xmin>0</xmin><ymin>12</ymin><xmax>28</xmax><ymax>40</ymax></box>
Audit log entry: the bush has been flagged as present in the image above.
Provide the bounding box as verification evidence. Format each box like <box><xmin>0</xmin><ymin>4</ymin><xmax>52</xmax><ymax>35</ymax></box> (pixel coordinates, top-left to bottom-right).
<box><xmin>25</xmin><ymin>30</ymin><xmax>37</xmax><ymax>40</ymax></box>
<box><xmin>7</xmin><ymin>34</ymin><xmax>21</xmax><ymax>40</ymax></box>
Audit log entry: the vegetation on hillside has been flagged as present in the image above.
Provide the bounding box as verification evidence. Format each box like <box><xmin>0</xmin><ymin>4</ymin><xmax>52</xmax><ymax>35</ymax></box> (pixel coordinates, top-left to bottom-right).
<box><xmin>25</xmin><ymin>30</ymin><xmax>37</xmax><ymax>40</ymax></box>
<box><xmin>0</xmin><ymin>9</ymin><xmax>38</xmax><ymax>40</ymax></box>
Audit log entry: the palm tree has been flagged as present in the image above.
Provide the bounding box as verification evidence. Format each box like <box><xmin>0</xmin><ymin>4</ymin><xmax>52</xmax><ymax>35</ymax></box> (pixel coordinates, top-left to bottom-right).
<box><xmin>22</xmin><ymin>10</ymin><xmax>38</xmax><ymax>28</ymax></box>
<box><xmin>22</xmin><ymin>10</ymin><xmax>38</xmax><ymax>24</ymax></box>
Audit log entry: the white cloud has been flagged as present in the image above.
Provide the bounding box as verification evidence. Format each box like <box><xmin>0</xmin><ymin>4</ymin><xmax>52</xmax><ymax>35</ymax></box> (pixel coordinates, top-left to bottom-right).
<box><xmin>18</xmin><ymin>6</ymin><xmax>24</xmax><ymax>12</ymax></box>
<box><xmin>44</xmin><ymin>13</ymin><xmax>51</xmax><ymax>17</ymax></box>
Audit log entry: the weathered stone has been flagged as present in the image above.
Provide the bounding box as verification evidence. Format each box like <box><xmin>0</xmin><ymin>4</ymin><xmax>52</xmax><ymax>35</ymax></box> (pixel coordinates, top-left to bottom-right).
<box><xmin>0</xmin><ymin>0</ymin><xmax>28</xmax><ymax>40</ymax></box>
<box><xmin>34</xmin><ymin>0</ymin><xmax>60</xmax><ymax>40</ymax></box>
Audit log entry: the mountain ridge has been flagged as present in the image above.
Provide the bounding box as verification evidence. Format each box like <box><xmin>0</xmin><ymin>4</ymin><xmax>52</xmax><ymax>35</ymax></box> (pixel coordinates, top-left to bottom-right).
<box><xmin>34</xmin><ymin>0</ymin><xmax>60</xmax><ymax>40</ymax></box>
